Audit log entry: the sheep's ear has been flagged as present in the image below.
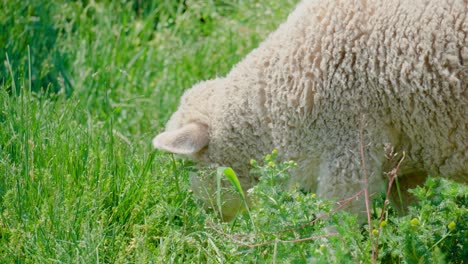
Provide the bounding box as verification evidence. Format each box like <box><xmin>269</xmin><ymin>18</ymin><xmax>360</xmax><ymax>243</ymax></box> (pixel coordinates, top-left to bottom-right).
<box><xmin>152</xmin><ymin>123</ymin><xmax>209</xmax><ymax>155</ymax></box>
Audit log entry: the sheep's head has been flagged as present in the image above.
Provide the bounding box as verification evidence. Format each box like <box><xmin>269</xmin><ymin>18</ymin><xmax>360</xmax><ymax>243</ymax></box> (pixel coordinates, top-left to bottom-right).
<box><xmin>152</xmin><ymin>78</ymin><xmax>253</xmax><ymax>220</ymax></box>
<box><xmin>152</xmin><ymin>79</ymin><xmax>220</xmax><ymax>159</ymax></box>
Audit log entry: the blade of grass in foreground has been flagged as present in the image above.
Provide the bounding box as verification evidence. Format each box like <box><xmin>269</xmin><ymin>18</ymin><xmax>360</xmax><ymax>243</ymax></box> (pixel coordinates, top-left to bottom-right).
<box><xmin>219</xmin><ymin>167</ymin><xmax>257</xmax><ymax>233</ymax></box>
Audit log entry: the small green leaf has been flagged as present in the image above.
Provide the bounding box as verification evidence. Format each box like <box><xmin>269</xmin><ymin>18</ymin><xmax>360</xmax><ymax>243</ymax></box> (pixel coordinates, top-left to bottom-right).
<box><xmin>221</xmin><ymin>167</ymin><xmax>245</xmax><ymax>200</ymax></box>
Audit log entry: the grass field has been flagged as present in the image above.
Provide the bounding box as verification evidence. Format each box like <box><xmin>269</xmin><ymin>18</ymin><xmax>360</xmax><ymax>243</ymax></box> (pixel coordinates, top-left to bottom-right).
<box><xmin>0</xmin><ymin>0</ymin><xmax>466</xmax><ymax>263</ymax></box>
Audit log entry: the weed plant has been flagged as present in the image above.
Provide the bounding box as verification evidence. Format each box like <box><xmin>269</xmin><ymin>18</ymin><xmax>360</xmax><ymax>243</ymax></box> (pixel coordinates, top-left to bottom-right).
<box><xmin>203</xmin><ymin>151</ymin><xmax>467</xmax><ymax>263</ymax></box>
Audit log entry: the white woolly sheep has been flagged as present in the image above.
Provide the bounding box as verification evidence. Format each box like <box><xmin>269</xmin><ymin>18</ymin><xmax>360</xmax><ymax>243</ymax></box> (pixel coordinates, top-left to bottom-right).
<box><xmin>153</xmin><ymin>0</ymin><xmax>467</xmax><ymax>220</ymax></box>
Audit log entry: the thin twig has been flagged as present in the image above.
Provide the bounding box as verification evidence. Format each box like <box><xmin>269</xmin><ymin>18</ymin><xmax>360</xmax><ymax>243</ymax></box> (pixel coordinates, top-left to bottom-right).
<box><xmin>358</xmin><ymin>114</ymin><xmax>375</xmax><ymax>263</ymax></box>
<box><xmin>373</xmin><ymin>152</ymin><xmax>405</xmax><ymax>259</ymax></box>
<box><xmin>207</xmin><ymin>221</ymin><xmax>338</xmax><ymax>248</ymax></box>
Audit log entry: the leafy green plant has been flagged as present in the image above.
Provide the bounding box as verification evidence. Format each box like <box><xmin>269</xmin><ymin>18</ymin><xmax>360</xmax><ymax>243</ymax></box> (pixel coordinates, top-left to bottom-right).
<box><xmin>203</xmin><ymin>150</ymin><xmax>361</xmax><ymax>263</ymax></box>
<box><xmin>202</xmin><ymin>151</ymin><xmax>467</xmax><ymax>263</ymax></box>
<box><xmin>375</xmin><ymin>178</ymin><xmax>467</xmax><ymax>263</ymax></box>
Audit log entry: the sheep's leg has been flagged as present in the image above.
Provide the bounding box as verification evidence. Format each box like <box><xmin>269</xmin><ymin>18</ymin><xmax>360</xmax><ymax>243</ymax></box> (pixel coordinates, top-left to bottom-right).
<box><xmin>315</xmin><ymin>153</ymin><xmax>386</xmax><ymax>222</ymax></box>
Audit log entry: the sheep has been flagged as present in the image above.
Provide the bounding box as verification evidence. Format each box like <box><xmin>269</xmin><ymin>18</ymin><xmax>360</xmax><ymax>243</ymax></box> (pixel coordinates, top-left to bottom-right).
<box><xmin>153</xmin><ymin>0</ymin><xmax>468</xmax><ymax>220</ymax></box>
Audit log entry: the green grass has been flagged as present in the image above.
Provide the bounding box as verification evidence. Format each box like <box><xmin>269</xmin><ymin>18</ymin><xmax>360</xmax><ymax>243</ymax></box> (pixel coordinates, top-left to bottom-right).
<box><xmin>0</xmin><ymin>0</ymin><xmax>466</xmax><ymax>263</ymax></box>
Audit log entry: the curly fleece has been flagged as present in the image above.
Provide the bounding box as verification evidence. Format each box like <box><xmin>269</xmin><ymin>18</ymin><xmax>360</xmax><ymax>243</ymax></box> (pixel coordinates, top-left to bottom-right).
<box><xmin>153</xmin><ymin>0</ymin><xmax>467</xmax><ymax>219</ymax></box>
